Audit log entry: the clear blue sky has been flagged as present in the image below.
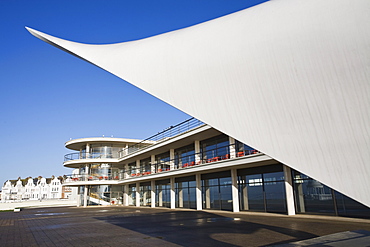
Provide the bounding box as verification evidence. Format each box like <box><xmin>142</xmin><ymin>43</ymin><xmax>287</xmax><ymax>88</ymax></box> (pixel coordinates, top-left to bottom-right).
<box><xmin>0</xmin><ymin>0</ymin><xmax>267</xmax><ymax>185</ymax></box>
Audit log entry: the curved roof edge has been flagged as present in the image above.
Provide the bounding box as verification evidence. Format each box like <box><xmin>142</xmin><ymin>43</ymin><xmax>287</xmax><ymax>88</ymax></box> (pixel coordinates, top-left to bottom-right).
<box><xmin>65</xmin><ymin>137</ymin><xmax>150</xmax><ymax>150</ymax></box>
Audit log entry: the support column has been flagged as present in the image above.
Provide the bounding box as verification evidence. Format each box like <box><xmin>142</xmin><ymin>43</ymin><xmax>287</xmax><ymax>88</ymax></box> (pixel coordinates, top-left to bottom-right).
<box><xmin>85</xmin><ymin>164</ymin><xmax>89</xmax><ymax>181</ymax></box>
<box><xmin>283</xmin><ymin>165</ymin><xmax>296</xmax><ymax>215</ymax></box>
<box><xmin>136</xmin><ymin>182</ymin><xmax>140</xmax><ymax>207</ymax></box>
<box><xmin>297</xmin><ymin>183</ymin><xmax>305</xmax><ymax>213</ymax></box>
<box><xmin>170</xmin><ymin>177</ymin><xmax>176</xmax><ymax>209</ymax></box>
<box><xmin>86</xmin><ymin>143</ymin><xmax>90</xmax><ymax>159</ymax></box>
<box><xmin>243</xmin><ymin>178</ymin><xmax>249</xmax><ymax>210</ymax></box>
<box><xmin>231</xmin><ymin>168</ymin><xmax>240</xmax><ymax>212</ymax></box>
<box><xmin>170</xmin><ymin>149</ymin><xmax>175</xmax><ymax>170</ymax></box>
<box><xmin>151</xmin><ymin>155</ymin><xmax>156</xmax><ymax>174</ymax></box>
<box><xmin>229</xmin><ymin>137</ymin><xmax>236</xmax><ymax>159</ymax></box>
<box><xmin>136</xmin><ymin>160</ymin><xmax>140</xmax><ymax>176</ymax></box>
<box><xmin>124</xmin><ymin>164</ymin><xmax>129</xmax><ymax>179</ymax></box>
<box><xmin>178</xmin><ymin>183</ymin><xmax>183</xmax><ymax>208</ymax></box>
<box><xmin>83</xmin><ymin>185</ymin><xmax>88</xmax><ymax>207</ymax></box>
<box><xmin>123</xmin><ymin>184</ymin><xmax>129</xmax><ymax>206</ymax></box>
<box><xmin>151</xmin><ymin>180</ymin><xmax>156</xmax><ymax>208</ymax></box>
<box><xmin>194</xmin><ymin>140</ymin><xmax>201</xmax><ymax>164</ymax></box>
<box><xmin>196</xmin><ymin>173</ymin><xmax>202</xmax><ymax>210</ymax></box>
<box><xmin>158</xmin><ymin>186</ymin><xmax>163</xmax><ymax>207</ymax></box>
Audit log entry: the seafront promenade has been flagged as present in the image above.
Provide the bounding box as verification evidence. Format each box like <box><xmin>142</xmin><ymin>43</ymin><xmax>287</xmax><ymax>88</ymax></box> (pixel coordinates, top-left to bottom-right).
<box><xmin>1</xmin><ymin>206</ymin><xmax>370</xmax><ymax>246</ymax></box>
<box><xmin>0</xmin><ymin>199</ymin><xmax>77</xmax><ymax>211</ymax></box>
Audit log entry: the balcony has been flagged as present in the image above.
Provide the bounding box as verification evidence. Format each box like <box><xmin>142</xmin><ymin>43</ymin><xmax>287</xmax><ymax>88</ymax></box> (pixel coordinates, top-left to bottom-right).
<box><xmin>64</xmin><ymin>152</ymin><xmax>120</xmax><ymax>162</ymax></box>
<box><xmin>126</xmin><ymin>144</ymin><xmax>262</xmax><ymax>178</ymax></box>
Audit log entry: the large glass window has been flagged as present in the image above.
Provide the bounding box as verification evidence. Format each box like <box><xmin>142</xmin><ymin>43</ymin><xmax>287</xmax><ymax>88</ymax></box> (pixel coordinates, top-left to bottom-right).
<box><xmin>87</xmin><ymin>185</ymin><xmax>111</xmax><ymax>206</ymax></box>
<box><xmin>202</xmin><ymin>171</ymin><xmax>232</xmax><ymax>211</ymax></box>
<box><xmin>175</xmin><ymin>176</ymin><xmax>196</xmax><ymax>209</ymax></box>
<box><xmin>175</xmin><ymin>145</ymin><xmax>195</xmax><ymax>168</ymax></box>
<box><xmin>140</xmin><ymin>182</ymin><xmax>151</xmax><ymax>207</ymax></box>
<box><xmin>90</xmin><ymin>144</ymin><xmax>122</xmax><ymax>159</ymax></box>
<box><xmin>155</xmin><ymin>179</ymin><xmax>170</xmax><ymax>208</ymax></box>
<box><xmin>128</xmin><ymin>184</ymin><xmax>136</xmax><ymax>206</ymax></box>
<box><xmin>139</xmin><ymin>158</ymin><xmax>151</xmax><ymax>176</ymax></box>
<box><xmin>292</xmin><ymin>170</ymin><xmax>370</xmax><ymax>218</ymax></box>
<box><xmin>201</xmin><ymin>135</ymin><xmax>229</xmax><ymax>163</ymax></box>
<box><xmin>293</xmin><ymin>171</ymin><xmax>335</xmax><ymax>215</ymax></box>
<box><xmin>238</xmin><ymin>165</ymin><xmax>287</xmax><ymax>213</ymax></box>
<box><xmin>235</xmin><ymin>140</ymin><xmax>258</xmax><ymax>157</ymax></box>
<box><xmin>128</xmin><ymin>162</ymin><xmax>137</xmax><ymax>177</ymax></box>
<box><xmin>156</xmin><ymin>152</ymin><xmax>171</xmax><ymax>172</ymax></box>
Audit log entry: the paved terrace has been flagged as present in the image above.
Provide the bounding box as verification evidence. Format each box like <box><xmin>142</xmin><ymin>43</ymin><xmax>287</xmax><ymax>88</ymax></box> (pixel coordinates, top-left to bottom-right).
<box><xmin>1</xmin><ymin>206</ymin><xmax>370</xmax><ymax>246</ymax></box>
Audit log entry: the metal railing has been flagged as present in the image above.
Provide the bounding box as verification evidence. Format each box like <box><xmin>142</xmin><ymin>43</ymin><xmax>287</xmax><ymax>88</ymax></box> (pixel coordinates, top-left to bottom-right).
<box><xmin>118</xmin><ymin>118</ymin><xmax>204</xmax><ymax>158</ymax></box>
<box><xmin>64</xmin><ymin>118</ymin><xmax>204</xmax><ymax>162</ymax></box>
<box><xmin>124</xmin><ymin>145</ymin><xmax>261</xmax><ymax>178</ymax></box>
<box><xmin>64</xmin><ymin>152</ymin><xmax>120</xmax><ymax>161</ymax></box>
<box><xmin>64</xmin><ymin>146</ymin><xmax>261</xmax><ymax>182</ymax></box>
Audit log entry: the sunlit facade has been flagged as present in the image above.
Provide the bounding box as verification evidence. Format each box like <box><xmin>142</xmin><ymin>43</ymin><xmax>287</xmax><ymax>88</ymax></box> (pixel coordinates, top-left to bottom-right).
<box><xmin>64</xmin><ymin>118</ymin><xmax>370</xmax><ymax>218</ymax></box>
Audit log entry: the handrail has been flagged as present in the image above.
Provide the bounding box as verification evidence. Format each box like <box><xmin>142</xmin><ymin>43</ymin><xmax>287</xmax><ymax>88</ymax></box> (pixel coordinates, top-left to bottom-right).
<box><xmin>64</xmin><ymin>117</ymin><xmax>204</xmax><ymax>162</ymax></box>
<box><xmin>64</xmin><ymin>152</ymin><xmax>120</xmax><ymax>161</ymax></box>
<box><xmin>118</xmin><ymin>117</ymin><xmax>204</xmax><ymax>158</ymax></box>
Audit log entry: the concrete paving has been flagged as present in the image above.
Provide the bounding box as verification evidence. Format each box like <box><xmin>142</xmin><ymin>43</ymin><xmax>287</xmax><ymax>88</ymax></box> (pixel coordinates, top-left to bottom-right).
<box><xmin>0</xmin><ymin>206</ymin><xmax>370</xmax><ymax>247</ymax></box>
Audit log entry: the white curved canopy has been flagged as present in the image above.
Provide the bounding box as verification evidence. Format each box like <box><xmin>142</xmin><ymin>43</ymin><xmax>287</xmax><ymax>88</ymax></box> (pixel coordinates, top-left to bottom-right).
<box><xmin>27</xmin><ymin>0</ymin><xmax>370</xmax><ymax>206</ymax></box>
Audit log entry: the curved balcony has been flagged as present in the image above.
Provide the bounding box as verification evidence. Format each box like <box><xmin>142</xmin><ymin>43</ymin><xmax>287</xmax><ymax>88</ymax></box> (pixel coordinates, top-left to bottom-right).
<box><xmin>63</xmin><ymin>152</ymin><xmax>120</xmax><ymax>167</ymax></box>
<box><xmin>64</xmin><ymin>152</ymin><xmax>120</xmax><ymax>161</ymax></box>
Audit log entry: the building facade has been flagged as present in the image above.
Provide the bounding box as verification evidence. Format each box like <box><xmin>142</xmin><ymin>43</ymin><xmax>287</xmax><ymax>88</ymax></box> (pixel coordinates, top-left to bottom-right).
<box><xmin>1</xmin><ymin>176</ymin><xmax>77</xmax><ymax>202</ymax></box>
<box><xmin>64</xmin><ymin>118</ymin><xmax>370</xmax><ymax>218</ymax></box>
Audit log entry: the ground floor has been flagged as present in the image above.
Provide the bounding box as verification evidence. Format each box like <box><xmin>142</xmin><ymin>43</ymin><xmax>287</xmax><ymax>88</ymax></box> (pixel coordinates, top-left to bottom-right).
<box><xmin>78</xmin><ymin>164</ymin><xmax>370</xmax><ymax>218</ymax></box>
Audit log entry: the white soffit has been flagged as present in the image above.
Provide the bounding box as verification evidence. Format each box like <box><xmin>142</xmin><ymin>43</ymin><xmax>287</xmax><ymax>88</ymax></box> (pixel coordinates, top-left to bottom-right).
<box><xmin>27</xmin><ymin>0</ymin><xmax>370</xmax><ymax>206</ymax></box>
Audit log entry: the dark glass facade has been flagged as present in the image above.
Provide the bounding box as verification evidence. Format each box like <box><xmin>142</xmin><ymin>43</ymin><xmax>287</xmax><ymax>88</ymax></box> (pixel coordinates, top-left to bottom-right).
<box><xmin>238</xmin><ymin>165</ymin><xmax>286</xmax><ymax>213</ymax></box>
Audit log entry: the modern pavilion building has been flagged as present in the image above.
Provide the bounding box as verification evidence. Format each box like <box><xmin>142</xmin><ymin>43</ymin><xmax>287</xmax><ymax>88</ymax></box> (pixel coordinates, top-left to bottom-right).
<box><xmin>28</xmin><ymin>0</ymin><xmax>369</xmax><ymax>217</ymax></box>
<box><xmin>63</xmin><ymin>118</ymin><xmax>370</xmax><ymax>217</ymax></box>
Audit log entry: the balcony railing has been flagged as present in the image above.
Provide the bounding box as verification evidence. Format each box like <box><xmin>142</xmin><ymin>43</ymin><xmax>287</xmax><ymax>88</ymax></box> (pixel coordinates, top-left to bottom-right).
<box><xmin>64</xmin><ymin>146</ymin><xmax>261</xmax><ymax>183</ymax></box>
<box><xmin>64</xmin><ymin>152</ymin><xmax>120</xmax><ymax>162</ymax></box>
<box><xmin>125</xmin><ymin>145</ymin><xmax>261</xmax><ymax>178</ymax></box>
<box><xmin>64</xmin><ymin>118</ymin><xmax>204</xmax><ymax>162</ymax></box>
<box><xmin>68</xmin><ymin>173</ymin><xmax>123</xmax><ymax>182</ymax></box>
<box><xmin>118</xmin><ymin>117</ymin><xmax>204</xmax><ymax>158</ymax></box>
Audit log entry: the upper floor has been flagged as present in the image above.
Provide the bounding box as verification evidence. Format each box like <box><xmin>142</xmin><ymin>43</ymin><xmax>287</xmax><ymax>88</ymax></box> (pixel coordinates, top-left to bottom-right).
<box><xmin>63</xmin><ymin>118</ymin><xmax>269</xmax><ymax>185</ymax></box>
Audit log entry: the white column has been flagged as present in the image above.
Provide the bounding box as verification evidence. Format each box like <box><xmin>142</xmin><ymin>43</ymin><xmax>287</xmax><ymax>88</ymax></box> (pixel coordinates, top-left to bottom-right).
<box><xmin>124</xmin><ymin>164</ymin><xmax>129</xmax><ymax>179</ymax></box>
<box><xmin>86</xmin><ymin>143</ymin><xmax>90</xmax><ymax>158</ymax></box>
<box><xmin>151</xmin><ymin>180</ymin><xmax>156</xmax><ymax>208</ymax></box>
<box><xmin>297</xmin><ymin>182</ymin><xmax>306</xmax><ymax>213</ymax></box>
<box><xmin>170</xmin><ymin>149</ymin><xmax>175</xmax><ymax>170</ymax></box>
<box><xmin>178</xmin><ymin>183</ymin><xmax>183</xmax><ymax>208</ymax></box>
<box><xmin>136</xmin><ymin>160</ymin><xmax>140</xmax><ymax>176</ymax></box>
<box><xmin>85</xmin><ymin>164</ymin><xmax>89</xmax><ymax>181</ymax></box>
<box><xmin>151</xmin><ymin>155</ymin><xmax>156</xmax><ymax>174</ymax></box>
<box><xmin>170</xmin><ymin>177</ymin><xmax>176</xmax><ymax>209</ymax></box>
<box><xmin>136</xmin><ymin>182</ymin><xmax>140</xmax><ymax>207</ymax></box>
<box><xmin>243</xmin><ymin>180</ymin><xmax>249</xmax><ymax>210</ymax></box>
<box><xmin>196</xmin><ymin>173</ymin><xmax>202</xmax><ymax>210</ymax></box>
<box><xmin>194</xmin><ymin>140</ymin><xmax>201</xmax><ymax>164</ymax></box>
<box><xmin>158</xmin><ymin>187</ymin><xmax>163</xmax><ymax>207</ymax></box>
<box><xmin>83</xmin><ymin>185</ymin><xmax>88</xmax><ymax>207</ymax></box>
<box><xmin>231</xmin><ymin>169</ymin><xmax>240</xmax><ymax>212</ymax></box>
<box><xmin>123</xmin><ymin>184</ymin><xmax>129</xmax><ymax>206</ymax></box>
<box><xmin>229</xmin><ymin>137</ymin><xmax>236</xmax><ymax>159</ymax></box>
<box><xmin>283</xmin><ymin>165</ymin><xmax>296</xmax><ymax>215</ymax></box>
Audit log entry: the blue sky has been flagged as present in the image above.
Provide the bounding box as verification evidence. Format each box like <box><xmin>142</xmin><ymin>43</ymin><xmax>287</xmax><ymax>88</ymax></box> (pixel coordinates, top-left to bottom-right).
<box><xmin>0</xmin><ymin>0</ymin><xmax>267</xmax><ymax>185</ymax></box>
